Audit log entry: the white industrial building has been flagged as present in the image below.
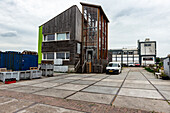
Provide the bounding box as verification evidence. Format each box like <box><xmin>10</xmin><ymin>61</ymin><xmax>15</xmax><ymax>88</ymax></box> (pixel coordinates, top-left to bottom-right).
<box><xmin>110</xmin><ymin>48</ymin><xmax>139</xmax><ymax>66</ymax></box>
<box><xmin>109</xmin><ymin>38</ymin><xmax>156</xmax><ymax>66</ymax></box>
<box><xmin>138</xmin><ymin>38</ymin><xmax>156</xmax><ymax>66</ymax></box>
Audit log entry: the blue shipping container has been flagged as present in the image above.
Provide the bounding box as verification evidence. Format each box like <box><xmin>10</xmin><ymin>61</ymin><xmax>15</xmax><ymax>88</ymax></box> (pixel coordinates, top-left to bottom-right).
<box><xmin>5</xmin><ymin>51</ymin><xmax>22</xmax><ymax>71</ymax></box>
<box><xmin>0</xmin><ymin>52</ymin><xmax>6</xmax><ymax>68</ymax></box>
<box><xmin>22</xmin><ymin>54</ymin><xmax>38</xmax><ymax>70</ymax></box>
<box><xmin>0</xmin><ymin>51</ymin><xmax>38</xmax><ymax>71</ymax></box>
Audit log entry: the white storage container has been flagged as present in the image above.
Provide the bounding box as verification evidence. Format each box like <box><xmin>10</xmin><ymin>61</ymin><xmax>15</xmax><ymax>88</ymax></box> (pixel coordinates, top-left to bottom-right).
<box><xmin>28</xmin><ymin>70</ymin><xmax>42</xmax><ymax>79</ymax></box>
<box><xmin>19</xmin><ymin>71</ymin><xmax>31</xmax><ymax>80</ymax></box>
<box><xmin>54</xmin><ymin>59</ymin><xmax>63</xmax><ymax>65</ymax></box>
<box><xmin>54</xmin><ymin>66</ymin><xmax>68</xmax><ymax>72</ymax></box>
<box><xmin>41</xmin><ymin>64</ymin><xmax>54</xmax><ymax>76</ymax></box>
<box><xmin>0</xmin><ymin>72</ymin><xmax>20</xmax><ymax>82</ymax></box>
<box><xmin>41</xmin><ymin>64</ymin><xmax>54</xmax><ymax>69</ymax></box>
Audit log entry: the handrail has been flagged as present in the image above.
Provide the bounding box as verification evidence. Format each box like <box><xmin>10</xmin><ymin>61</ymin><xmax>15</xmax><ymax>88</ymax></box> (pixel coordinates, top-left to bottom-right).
<box><xmin>75</xmin><ymin>60</ymin><xmax>80</xmax><ymax>72</ymax></box>
<box><xmin>82</xmin><ymin>60</ymin><xmax>86</xmax><ymax>73</ymax></box>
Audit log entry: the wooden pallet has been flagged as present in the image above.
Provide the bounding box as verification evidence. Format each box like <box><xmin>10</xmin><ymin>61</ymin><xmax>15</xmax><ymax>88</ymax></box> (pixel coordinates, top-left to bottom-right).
<box><xmin>30</xmin><ymin>67</ymin><xmax>38</xmax><ymax>70</ymax></box>
<box><xmin>0</xmin><ymin>68</ymin><xmax>7</xmax><ymax>72</ymax></box>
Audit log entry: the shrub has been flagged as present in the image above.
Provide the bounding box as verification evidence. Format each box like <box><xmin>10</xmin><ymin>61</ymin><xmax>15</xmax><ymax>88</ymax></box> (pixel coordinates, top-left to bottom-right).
<box><xmin>145</xmin><ymin>67</ymin><xmax>154</xmax><ymax>73</ymax></box>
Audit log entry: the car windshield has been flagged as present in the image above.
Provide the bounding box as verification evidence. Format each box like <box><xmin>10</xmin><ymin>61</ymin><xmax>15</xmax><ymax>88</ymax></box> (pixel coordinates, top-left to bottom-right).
<box><xmin>108</xmin><ymin>63</ymin><xmax>118</xmax><ymax>67</ymax></box>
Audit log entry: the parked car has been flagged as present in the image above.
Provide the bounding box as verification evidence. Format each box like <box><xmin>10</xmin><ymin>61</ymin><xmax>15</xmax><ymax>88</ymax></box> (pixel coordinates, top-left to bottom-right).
<box><xmin>128</xmin><ymin>63</ymin><xmax>135</xmax><ymax>67</ymax></box>
<box><xmin>135</xmin><ymin>63</ymin><xmax>140</xmax><ymax>67</ymax></box>
<box><xmin>106</xmin><ymin>62</ymin><xmax>121</xmax><ymax>74</ymax></box>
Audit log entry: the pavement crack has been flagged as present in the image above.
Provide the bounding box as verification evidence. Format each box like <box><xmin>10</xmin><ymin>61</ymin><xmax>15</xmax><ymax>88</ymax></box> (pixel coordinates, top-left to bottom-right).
<box><xmin>140</xmin><ymin>71</ymin><xmax>170</xmax><ymax>104</ymax></box>
<box><xmin>63</xmin><ymin>75</ymin><xmax>110</xmax><ymax>99</ymax></box>
<box><xmin>110</xmin><ymin>69</ymin><xmax>131</xmax><ymax>105</ymax></box>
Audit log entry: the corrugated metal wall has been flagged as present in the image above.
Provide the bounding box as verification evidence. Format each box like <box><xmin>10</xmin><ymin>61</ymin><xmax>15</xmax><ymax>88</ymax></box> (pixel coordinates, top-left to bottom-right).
<box><xmin>0</xmin><ymin>51</ymin><xmax>38</xmax><ymax>71</ymax></box>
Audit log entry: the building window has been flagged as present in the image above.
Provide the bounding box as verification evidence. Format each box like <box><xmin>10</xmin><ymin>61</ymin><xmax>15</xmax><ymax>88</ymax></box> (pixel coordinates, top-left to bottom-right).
<box><xmin>124</xmin><ymin>52</ymin><xmax>127</xmax><ymax>55</ymax></box>
<box><xmin>43</xmin><ymin>53</ymin><xmax>54</xmax><ymax>60</ymax></box>
<box><xmin>144</xmin><ymin>44</ymin><xmax>151</xmax><ymax>46</ymax></box>
<box><xmin>66</xmin><ymin>53</ymin><xmax>70</xmax><ymax>59</ymax></box>
<box><xmin>43</xmin><ymin>53</ymin><xmax>46</xmax><ymax>59</ymax></box>
<box><xmin>44</xmin><ymin>34</ymin><xmax>55</xmax><ymax>41</ymax></box>
<box><xmin>57</xmin><ymin>32</ymin><xmax>70</xmax><ymax>41</ymax></box>
<box><xmin>117</xmin><ymin>57</ymin><xmax>121</xmax><ymax>61</ymax></box>
<box><xmin>129</xmin><ymin>51</ymin><xmax>133</xmax><ymax>55</ymax></box>
<box><xmin>77</xmin><ymin>43</ymin><xmax>81</xmax><ymax>54</ymax></box>
<box><xmin>56</xmin><ymin>53</ymin><xmax>65</xmax><ymax>59</ymax></box>
<box><xmin>47</xmin><ymin>53</ymin><xmax>54</xmax><ymax>59</ymax></box>
<box><xmin>118</xmin><ymin>52</ymin><xmax>122</xmax><ymax>55</ymax></box>
<box><xmin>112</xmin><ymin>52</ymin><xmax>117</xmax><ymax>55</ymax></box>
<box><xmin>56</xmin><ymin>52</ymin><xmax>70</xmax><ymax>60</ymax></box>
<box><xmin>43</xmin><ymin>32</ymin><xmax>70</xmax><ymax>41</ymax></box>
<box><xmin>143</xmin><ymin>57</ymin><xmax>153</xmax><ymax>61</ymax></box>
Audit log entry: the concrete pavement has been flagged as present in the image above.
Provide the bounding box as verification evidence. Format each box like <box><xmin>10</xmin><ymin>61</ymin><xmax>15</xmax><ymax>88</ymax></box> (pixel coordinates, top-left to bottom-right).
<box><xmin>0</xmin><ymin>67</ymin><xmax>169</xmax><ymax>113</ymax></box>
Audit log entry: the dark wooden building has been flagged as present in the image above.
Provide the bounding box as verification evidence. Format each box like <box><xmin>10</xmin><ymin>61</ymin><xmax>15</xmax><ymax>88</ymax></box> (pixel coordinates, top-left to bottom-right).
<box><xmin>38</xmin><ymin>3</ymin><xmax>109</xmax><ymax>72</ymax></box>
<box><xmin>39</xmin><ymin>5</ymin><xmax>82</xmax><ymax>72</ymax></box>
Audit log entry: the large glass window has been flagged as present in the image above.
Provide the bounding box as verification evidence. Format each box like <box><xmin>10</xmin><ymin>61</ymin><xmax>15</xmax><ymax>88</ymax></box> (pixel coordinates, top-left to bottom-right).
<box><xmin>57</xmin><ymin>32</ymin><xmax>70</xmax><ymax>41</ymax></box>
<box><xmin>56</xmin><ymin>53</ymin><xmax>65</xmax><ymax>59</ymax></box>
<box><xmin>66</xmin><ymin>33</ymin><xmax>70</xmax><ymax>40</ymax></box>
<box><xmin>44</xmin><ymin>34</ymin><xmax>55</xmax><ymax>41</ymax></box>
<box><xmin>43</xmin><ymin>53</ymin><xmax>54</xmax><ymax>60</ymax></box>
<box><xmin>43</xmin><ymin>53</ymin><xmax>46</xmax><ymax>59</ymax></box>
<box><xmin>47</xmin><ymin>53</ymin><xmax>54</xmax><ymax>59</ymax></box>
<box><xmin>144</xmin><ymin>44</ymin><xmax>151</xmax><ymax>47</ymax></box>
<box><xmin>143</xmin><ymin>57</ymin><xmax>153</xmax><ymax>61</ymax></box>
<box><xmin>66</xmin><ymin>53</ymin><xmax>70</xmax><ymax>59</ymax></box>
<box><xmin>77</xmin><ymin>43</ymin><xmax>81</xmax><ymax>54</ymax></box>
<box><xmin>56</xmin><ymin>52</ymin><xmax>70</xmax><ymax>60</ymax></box>
<box><xmin>43</xmin><ymin>32</ymin><xmax>70</xmax><ymax>41</ymax></box>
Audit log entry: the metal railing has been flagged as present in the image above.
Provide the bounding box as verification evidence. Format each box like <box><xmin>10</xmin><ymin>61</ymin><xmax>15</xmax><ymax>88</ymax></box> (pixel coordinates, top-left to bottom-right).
<box><xmin>75</xmin><ymin>59</ymin><xmax>80</xmax><ymax>72</ymax></box>
<box><xmin>82</xmin><ymin>60</ymin><xmax>87</xmax><ymax>73</ymax></box>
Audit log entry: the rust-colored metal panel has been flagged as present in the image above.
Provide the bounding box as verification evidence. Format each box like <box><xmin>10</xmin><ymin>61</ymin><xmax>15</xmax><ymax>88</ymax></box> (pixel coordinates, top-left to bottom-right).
<box><xmin>104</xmin><ymin>19</ymin><xmax>106</xmax><ymax>59</ymax></box>
<box><xmin>106</xmin><ymin>23</ymin><xmax>108</xmax><ymax>58</ymax></box>
<box><xmin>101</xmin><ymin>15</ymin><xmax>103</xmax><ymax>60</ymax></box>
<box><xmin>97</xmin><ymin>9</ymin><xmax>100</xmax><ymax>60</ymax></box>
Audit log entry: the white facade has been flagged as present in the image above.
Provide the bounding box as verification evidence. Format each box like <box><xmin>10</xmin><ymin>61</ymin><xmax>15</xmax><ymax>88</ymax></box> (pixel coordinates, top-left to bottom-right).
<box><xmin>139</xmin><ymin>38</ymin><xmax>156</xmax><ymax>66</ymax></box>
<box><xmin>140</xmin><ymin>43</ymin><xmax>156</xmax><ymax>55</ymax></box>
<box><xmin>163</xmin><ymin>56</ymin><xmax>170</xmax><ymax>77</ymax></box>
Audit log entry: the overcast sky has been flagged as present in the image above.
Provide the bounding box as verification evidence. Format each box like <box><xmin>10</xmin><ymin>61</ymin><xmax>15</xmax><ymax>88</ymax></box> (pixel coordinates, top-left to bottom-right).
<box><xmin>0</xmin><ymin>0</ymin><xmax>170</xmax><ymax>57</ymax></box>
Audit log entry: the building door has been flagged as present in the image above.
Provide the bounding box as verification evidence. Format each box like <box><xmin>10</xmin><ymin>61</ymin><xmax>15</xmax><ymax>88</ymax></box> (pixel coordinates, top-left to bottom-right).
<box><xmin>86</xmin><ymin>50</ymin><xmax>93</xmax><ymax>73</ymax></box>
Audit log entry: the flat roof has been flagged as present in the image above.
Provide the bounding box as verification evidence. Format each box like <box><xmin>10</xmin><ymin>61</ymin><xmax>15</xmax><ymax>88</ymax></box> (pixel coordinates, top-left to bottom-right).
<box><xmin>80</xmin><ymin>2</ymin><xmax>109</xmax><ymax>22</ymax></box>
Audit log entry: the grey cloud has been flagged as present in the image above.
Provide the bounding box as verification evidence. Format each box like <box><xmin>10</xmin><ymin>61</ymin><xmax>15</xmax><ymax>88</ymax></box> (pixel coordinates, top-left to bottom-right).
<box><xmin>115</xmin><ymin>8</ymin><xmax>134</xmax><ymax>18</ymax></box>
<box><xmin>0</xmin><ymin>31</ymin><xmax>17</xmax><ymax>37</ymax></box>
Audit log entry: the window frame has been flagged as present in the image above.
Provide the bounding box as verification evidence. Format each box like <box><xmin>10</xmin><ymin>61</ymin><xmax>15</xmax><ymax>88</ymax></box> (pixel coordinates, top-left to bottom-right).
<box><xmin>77</xmin><ymin>43</ymin><xmax>81</xmax><ymax>54</ymax></box>
<box><xmin>43</xmin><ymin>34</ymin><xmax>55</xmax><ymax>42</ymax></box>
<box><xmin>42</xmin><ymin>52</ymin><xmax>70</xmax><ymax>61</ymax></box>
<box><xmin>56</xmin><ymin>32</ymin><xmax>70</xmax><ymax>41</ymax></box>
<box><xmin>144</xmin><ymin>44</ymin><xmax>151</xmax><ymax>47</ymax></box>
<box><xmin>56</xmin><ymin>52</ymin><xmax>70</xmax><ymax>61</ymax></box>
<box><xmin>43</xmin><ymin>52</ymin><xmax>55</xmax><ymax>60</ymax></box>
<box><xmin>43</xmin><ymin>32</ymin><xmax>70</xmax><ymax>42</ymax></box>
